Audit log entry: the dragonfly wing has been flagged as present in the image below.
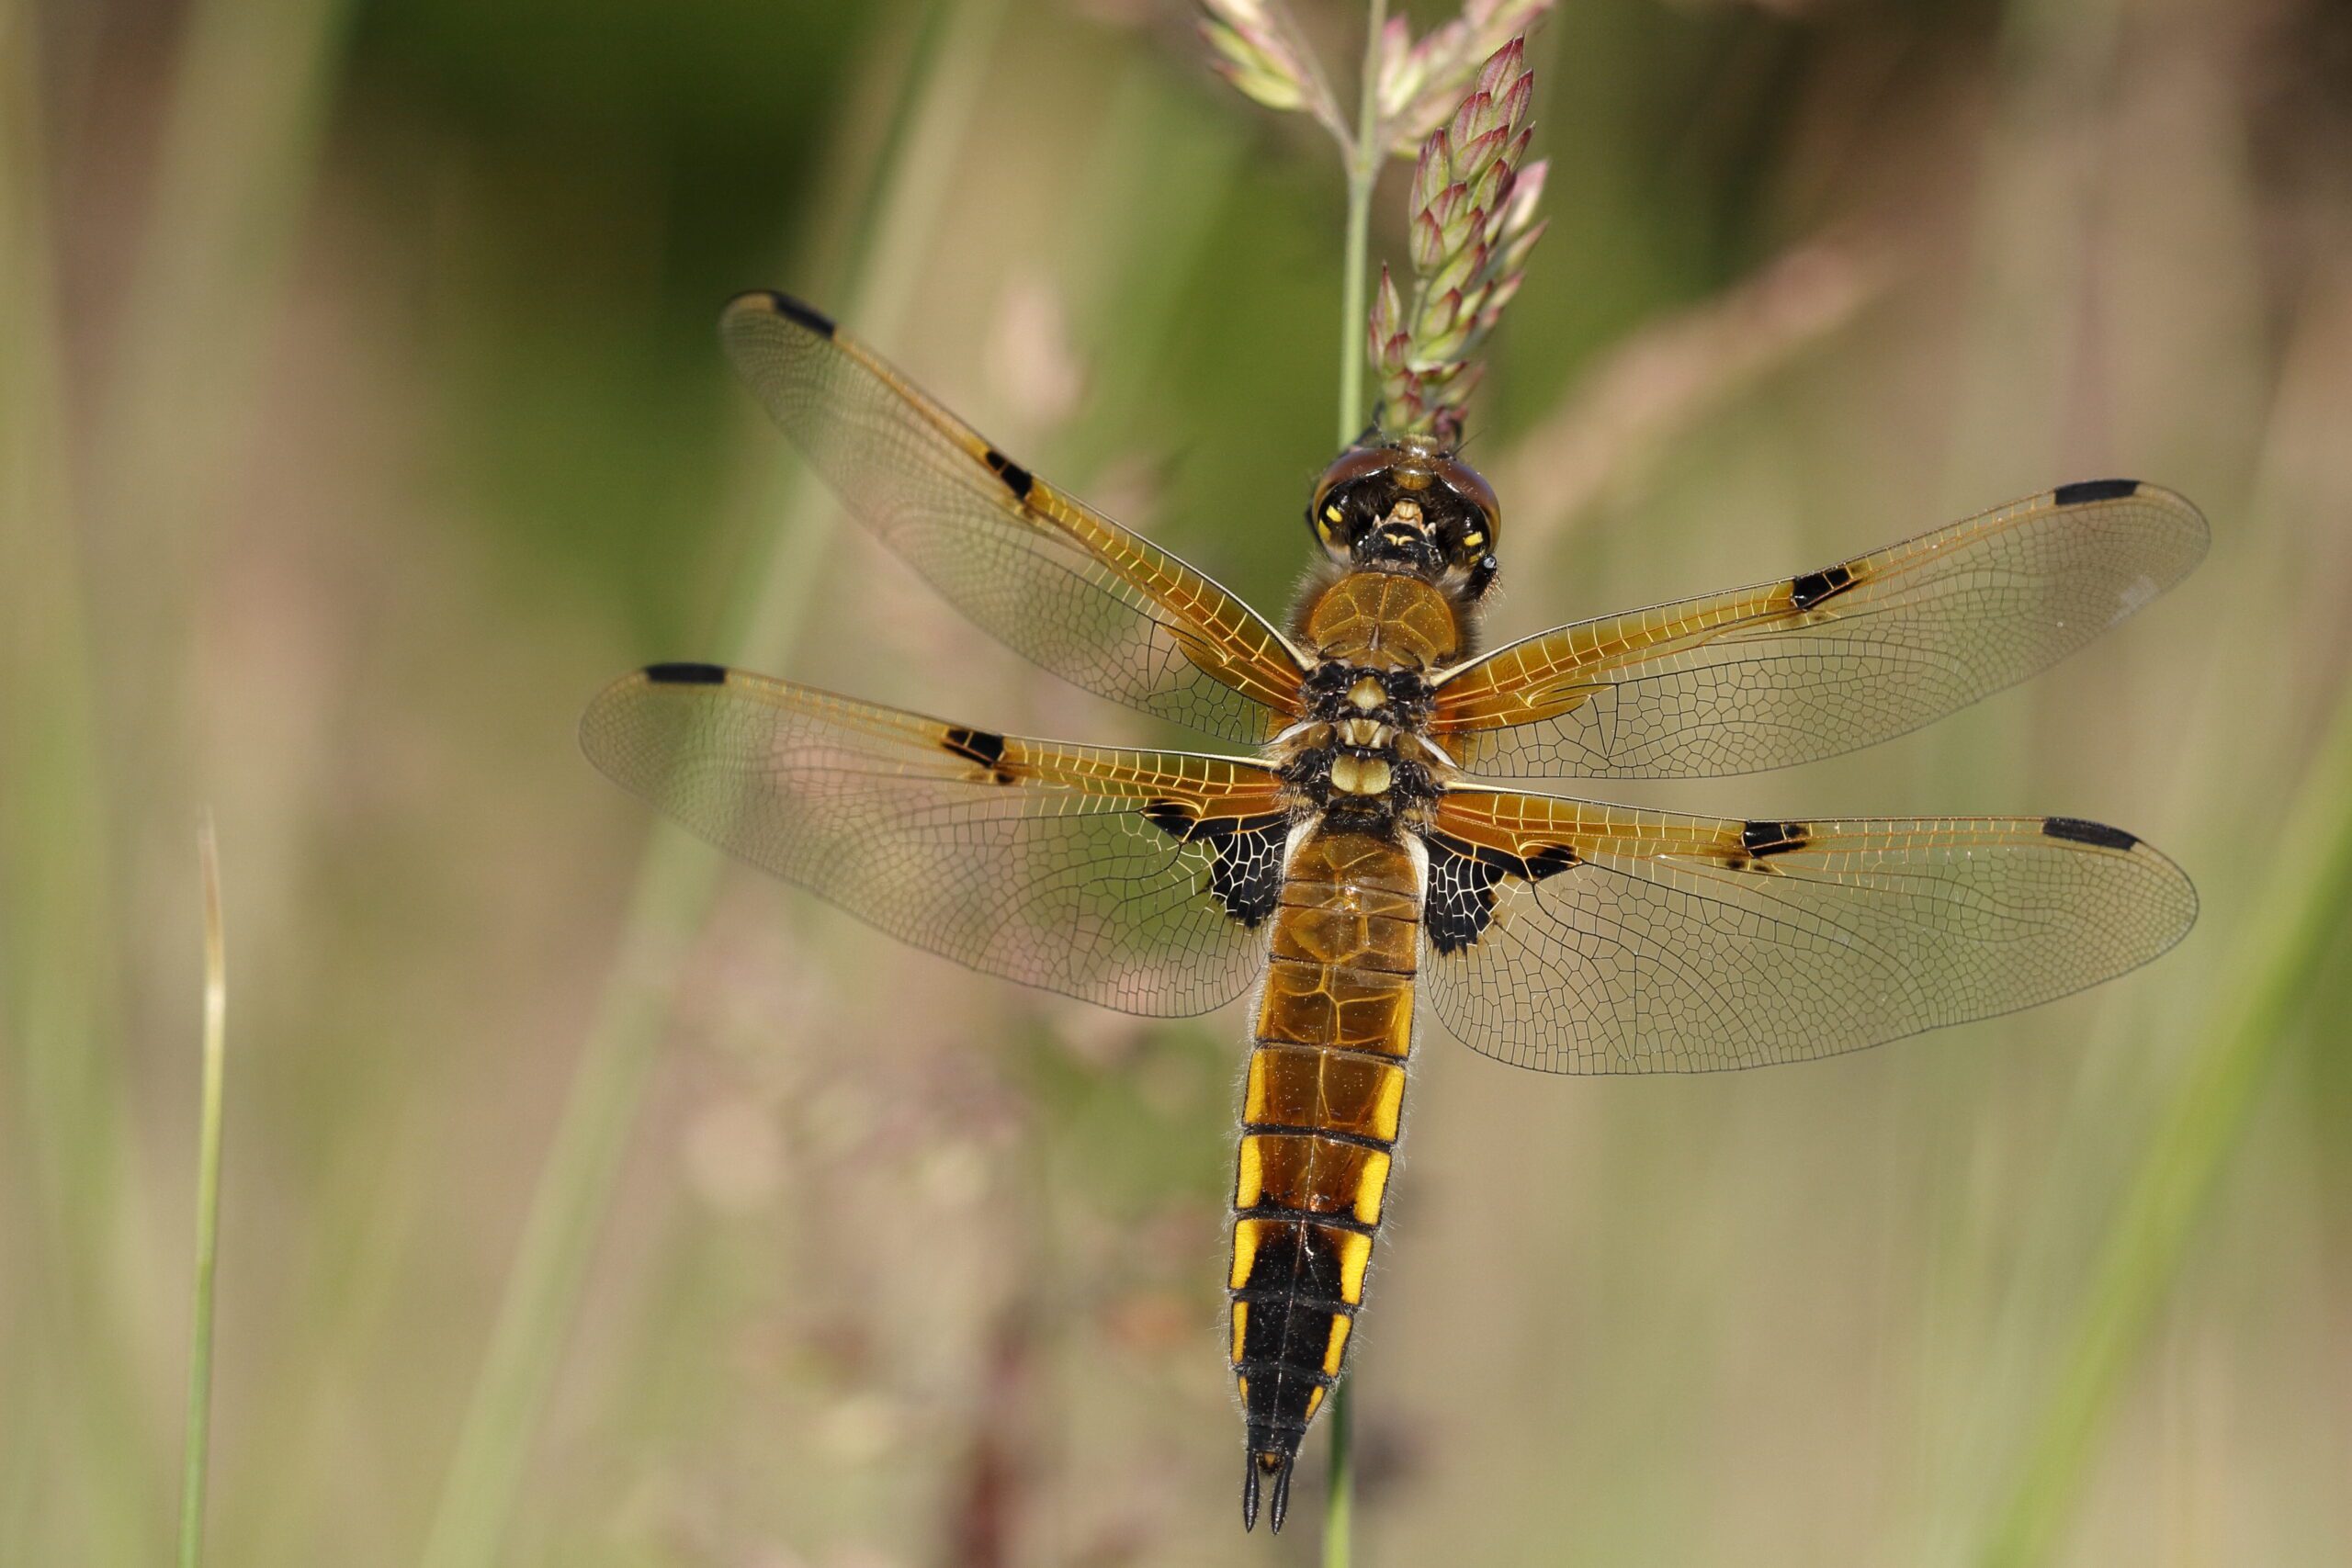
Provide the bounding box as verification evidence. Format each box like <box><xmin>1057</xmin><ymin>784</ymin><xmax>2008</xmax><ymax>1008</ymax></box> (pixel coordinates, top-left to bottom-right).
<box><xmin>581</xmin><ymin>663</ymin><xmax>1289</xmax><ymax>1016</ymax></box>
<box><xmin>1431</xmin><ymin>481</ymin><xmax>2207</xmax><ymax>778</ymax></box>
<box><xmin>722</xmin><ymin>292</ymin><xmax>1306</xmax><ymax>742</ymax></box>
<box><xmin>1417</xmin><ymin>788</ymin><xmax>2197</xmax><ymax>1073</ymax></box>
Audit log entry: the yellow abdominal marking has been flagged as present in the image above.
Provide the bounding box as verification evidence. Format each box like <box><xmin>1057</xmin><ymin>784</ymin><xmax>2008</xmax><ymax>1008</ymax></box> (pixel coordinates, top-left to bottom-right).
<box><xmin>1334</xmin><ymin>1230</ymin><xmax>1373</xmax><ymax>1303</ymax></box>
<box><xmin>1229</xmin><ymin>1222</ymin><xmax>1262</xmax><ymax>1291</ymax></box>
<box><xmin>1353</xmin><ymin>1149</ymin><xmax>1393</xmax><ymax>1224</ymax></box>
<box><xmin>1346</xmin><ymin>675</ymin><xmax>1385</xmax><ymax>711</ymax></box>
<box><xmin>1372</xmin><ymin>1064</ymin><xmax>1406</xmax><ymax>1138</ymax></box>
<box><xmin>1322</xmin><ymin>1315</ymin><xmax>1352</xmax><ymax>1374</ymax></box>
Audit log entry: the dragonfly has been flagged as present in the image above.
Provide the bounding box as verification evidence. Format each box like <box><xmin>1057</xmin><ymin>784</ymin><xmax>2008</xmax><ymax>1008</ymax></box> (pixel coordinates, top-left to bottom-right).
<box><xmin>582</xmin><ymin>291</ymin><xmax>2205</xmax><ymax>1533</ymax></box>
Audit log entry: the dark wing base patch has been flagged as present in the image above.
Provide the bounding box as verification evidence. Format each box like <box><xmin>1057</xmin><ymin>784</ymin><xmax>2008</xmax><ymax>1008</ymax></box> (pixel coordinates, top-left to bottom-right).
<box><xmin>1422</xmin><ymin>830</ymin><xmax>1578</xmax><ymax>953</ymax></box>
<box><xmin>1146</xmin><ymin>804</ymin><xmax>1291</xmax><ymax>929</ymax></box>
<box><xmin>1424</xmin><ymin>842</ymin><xmax>1503</xmax><ymax>954</ymax></box>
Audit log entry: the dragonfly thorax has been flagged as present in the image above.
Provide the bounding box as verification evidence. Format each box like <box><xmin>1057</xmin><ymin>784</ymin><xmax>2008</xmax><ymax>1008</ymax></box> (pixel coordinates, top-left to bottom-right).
<box><xmin>1279</xmin><ymin>655</ymin><xmax>1447</xmax><ymax>830</ymax></box>
<box><xmin>1275</xmin><ymin>721</ymin><xmax>1440</xmax><ymax>829</ymax></box>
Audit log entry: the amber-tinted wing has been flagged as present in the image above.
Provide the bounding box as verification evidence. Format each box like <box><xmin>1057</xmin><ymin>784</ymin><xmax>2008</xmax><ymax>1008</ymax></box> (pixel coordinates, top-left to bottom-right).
<box><xmin>581</xmin><ymin>664</ymin><xmax>1292</xmax><ymax>1015</ymax></box>
<box><xmin>1432</xmin><ymin>480</ymin><xmax>2207</xmax><ymax>778</ymax></box>
<box><xmin>721</xmin><ymin>292</ymin><xmax>1306</xmax><ymax>742</ymax></box>
<box><xmin>1419</xmin><ymin>787</ymin><xmax>2196</xmax><ymax>1073</ymax></box>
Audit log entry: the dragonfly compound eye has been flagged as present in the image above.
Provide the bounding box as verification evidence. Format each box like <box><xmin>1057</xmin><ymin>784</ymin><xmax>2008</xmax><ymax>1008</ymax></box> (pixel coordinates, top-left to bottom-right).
<box><xmin>1430</xmin><ymin>452</ymin><xmax>1501</xmax><ymax>567</ymax></box>
<box><xmin>1308</xmin><ymin>446</ymin><xmax>1399</xmax><ymax>555</ymax></box>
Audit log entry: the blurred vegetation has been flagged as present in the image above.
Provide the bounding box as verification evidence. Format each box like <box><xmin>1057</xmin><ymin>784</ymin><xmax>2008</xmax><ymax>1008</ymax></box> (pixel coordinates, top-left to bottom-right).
<box><xmin>6</xmin><ymin>0</ymin><xmax>2352</xmax><ymax>1565</ymax></box>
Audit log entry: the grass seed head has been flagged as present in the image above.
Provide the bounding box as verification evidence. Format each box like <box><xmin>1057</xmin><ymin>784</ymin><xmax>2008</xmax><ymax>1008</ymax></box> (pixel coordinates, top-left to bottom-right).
<box><xmin>1374</xmin><ymin>1</ymin><xmax>1556</xmax><ymax>157</ymax></box>
<box><xmin>1199</xmin><ymin>1</ymin><xmax>1347</xmax><ymax>141</ymax></box>
<box><xmin>1372</xmin><ymin>34</ymin><xmax>1548</xmax><ymax>444</ymax></box>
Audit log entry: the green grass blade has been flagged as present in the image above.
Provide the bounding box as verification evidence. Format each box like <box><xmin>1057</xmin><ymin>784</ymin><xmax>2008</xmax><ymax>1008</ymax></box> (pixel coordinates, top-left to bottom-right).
<box><xmin>1323</xmin><ymin>1377</ymin><xmax>1356</xmax><ymax>1566</ymax></box>
<box><xmin>1976</xmin><ymin>683</ymin><xmax>2352</xmax><ymax>1568</ymax></box>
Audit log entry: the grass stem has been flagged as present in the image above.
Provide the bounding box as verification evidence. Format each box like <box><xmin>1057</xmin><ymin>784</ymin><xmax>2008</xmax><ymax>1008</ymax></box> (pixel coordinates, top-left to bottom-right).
<box><xmin>1323</xmin><ymin>1375</ymin><xmax>1356</xmax><ymax>1566</ymax></box>
<box><xmin>1335</xmin><ymin>0</ymin><xmax>1387</xmax><ymax>449</ymax></box>
<box><xmin>1323</xmin><ymin>6</ymin><xmax>1388</xmax><ymax>1559</ymax></box>
<box><xmin>176</xmin><ymin>813</ymin><xmax>229</xmax><ymax>1568</ymax></box>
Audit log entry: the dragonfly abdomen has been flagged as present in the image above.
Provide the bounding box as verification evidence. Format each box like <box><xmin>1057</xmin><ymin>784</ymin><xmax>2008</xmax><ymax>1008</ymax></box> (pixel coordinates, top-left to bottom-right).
<box><xmin>1229</xmin><ymin>826</ymin><xmax>1420</xmax><ymax>1530</ymax></box>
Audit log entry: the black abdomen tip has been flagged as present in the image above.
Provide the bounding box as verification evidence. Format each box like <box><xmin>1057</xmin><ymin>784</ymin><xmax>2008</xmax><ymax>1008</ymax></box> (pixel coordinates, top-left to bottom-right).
<box><xmin>1241</xmin><ymin>1450</ymin><xmax>1295</xmax><ymax>1533</ymax></box>
<box><xmin>643</xmin><ymin>661</ymin><xmax>729</xmax><ymax>685</ymax></box>
<box><xmin>2043</xmin><ymin>815</ymin><xmax>2138</xmax><ymax>852</ymax></box>
<box><xmin>2052</xmin><ymin>478</ymin><xmax>2140</xmax><ymax>506</ymax></box>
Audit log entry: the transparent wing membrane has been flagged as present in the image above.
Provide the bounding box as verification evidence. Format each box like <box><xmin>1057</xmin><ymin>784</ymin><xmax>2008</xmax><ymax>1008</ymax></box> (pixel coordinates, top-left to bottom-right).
<box><xmin>602</xmin><ymin>301</ymin><xmax>2207</xmax><ymax>1070</ymax></box>
<box><xmin>580</xmin><ymin>665</ymin><xmax>1285</xmax><ymax>1015</ymax></box>
<box><xmin>1420</xmin><ymin>790</ymin><xmax>2198</xmax><ymax>1073</ymax></box>
<box><xmin>722</xmin><ymin>292</ymin><xmax>1306</xmax><ymax>742</ymax></box>
<box><xmin>1432</xmin><ymin>481</ymin><xmax>2207</xmax><ymax>779</ymax></box>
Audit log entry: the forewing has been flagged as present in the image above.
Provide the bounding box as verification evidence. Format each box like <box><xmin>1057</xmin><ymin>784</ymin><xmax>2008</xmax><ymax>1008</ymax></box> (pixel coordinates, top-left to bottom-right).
<box><xmin>722</xmin><ymin>292</ymin><xmax>1306</xmax><ymax>741</ymax></box>
<box><xmin>1432</xmin><ymin>481</ymin><xmax>2207</xmax><ymax>778</ymax></box>
<box><xmin>1419</xmin><ymin>788</ymin><xmax>2196</xmax><ymax>1073</ymax></box>
<box><xmin>580</xmin><ymin>664</ymin><xmax>1290</xmax><ymax>1015</ymax></box>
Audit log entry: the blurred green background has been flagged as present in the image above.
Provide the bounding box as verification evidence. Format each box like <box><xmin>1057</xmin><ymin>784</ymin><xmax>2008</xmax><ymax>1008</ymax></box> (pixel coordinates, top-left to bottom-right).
<box><xmin>6</xmin><ymin>0</ymin><xmax>2352</xmax><ymax>1563</ymax></box>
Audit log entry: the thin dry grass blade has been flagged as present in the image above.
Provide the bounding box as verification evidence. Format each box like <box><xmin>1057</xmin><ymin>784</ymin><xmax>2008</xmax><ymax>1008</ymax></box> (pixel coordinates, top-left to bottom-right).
<box><xmin>175</xmin><ymin>815</ymin><xmax>230</xmax><ymax>1568</ymax></box>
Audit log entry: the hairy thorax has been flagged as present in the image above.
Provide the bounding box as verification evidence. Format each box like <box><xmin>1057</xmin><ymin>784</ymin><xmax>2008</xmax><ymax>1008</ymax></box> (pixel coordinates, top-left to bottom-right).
<box><xmin>1274</xmin><ymin>570</ymin><xmax>1468</xmax><ymax>833</ymax></box>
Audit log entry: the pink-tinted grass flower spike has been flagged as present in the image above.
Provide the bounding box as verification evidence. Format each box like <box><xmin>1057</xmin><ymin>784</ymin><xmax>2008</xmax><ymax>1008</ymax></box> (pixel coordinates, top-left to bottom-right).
<box><xmin>1198</xmin><ymin>0</ymin><xmax>1348</xmax><ymax>141</ymax></box>
<box><xmin>1370</xmin><ymin>35</ymin><xmax>1548</xmax><ymax>444</ymax></box>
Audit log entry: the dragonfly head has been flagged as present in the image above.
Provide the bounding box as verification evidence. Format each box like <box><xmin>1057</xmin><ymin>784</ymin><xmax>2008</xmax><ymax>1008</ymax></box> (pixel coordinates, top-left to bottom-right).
<box><xmin>1308</xmin><ymin>437</ymin><xmax>1501</xmax><ymax>597</ymax></box>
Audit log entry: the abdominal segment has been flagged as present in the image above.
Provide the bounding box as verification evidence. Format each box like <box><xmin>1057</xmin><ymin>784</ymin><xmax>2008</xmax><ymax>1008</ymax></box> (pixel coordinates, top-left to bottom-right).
<box><xmin>1229</xmin><ymin>829</ymin><xmax>1419</xmax><ymax>1502</ymax></box>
